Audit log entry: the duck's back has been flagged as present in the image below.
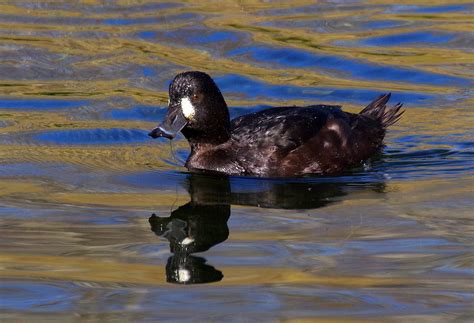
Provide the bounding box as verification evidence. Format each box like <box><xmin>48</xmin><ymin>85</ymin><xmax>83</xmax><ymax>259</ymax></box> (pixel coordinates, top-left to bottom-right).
<box><xmin>231</xmin><ymin>105</ymin><xmax>344</xmax><ymax>145</ymax></box>
<box><xmin>229</xmin><ymin>105</ymin><xmax>384</xmax><ymax>176</ymax></box>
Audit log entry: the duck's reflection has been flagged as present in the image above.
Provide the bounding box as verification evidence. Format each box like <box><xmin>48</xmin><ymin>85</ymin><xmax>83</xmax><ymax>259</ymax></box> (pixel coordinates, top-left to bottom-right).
<box><xmin>165</xmin><ymin>255</ymin><xmax>223</xmax><ymax>284</ymax></box>
<box><xmin>149</xmin><ymin>175</ymin><xmax>230</xmax><ymax>284</ymax></box>
<box><xmin>149</xmin><ymin>174</ymin><xmax>384</xmax><ymax>284</ymax></box>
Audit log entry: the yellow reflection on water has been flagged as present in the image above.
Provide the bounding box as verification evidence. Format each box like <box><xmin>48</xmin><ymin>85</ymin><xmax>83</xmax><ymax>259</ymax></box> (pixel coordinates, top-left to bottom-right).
<box><xmin>1</xmin><ymin>253</ymin><xmax>412</xmax><ymax>287</ymax></box>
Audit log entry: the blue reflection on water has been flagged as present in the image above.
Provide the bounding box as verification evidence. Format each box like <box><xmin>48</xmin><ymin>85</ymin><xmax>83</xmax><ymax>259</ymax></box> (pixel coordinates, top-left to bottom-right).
<box><xmin>0</xmin><ymin>282</ymin><xmax>75</xmax><ymax>312</ymax></box>
<box><xmin>142</xmin><ymin>66</ymin><xmax>156</xmax><ymax>77</ymax></box>
<box><xmin>362</xmin><ymin>31</ymin><xmax>455</xmax><ymax>47</ymax></box>
<box><xmin>228</xmin><ymin>45</ymin><xmax>468</xmax><ymax>87</ymax></box>
<box><xmin>414</xmin><ymin>4</ymin><xmax>467</xmax><ymax>13</ymax></box>
<box><xmin>386</xmin><ymin>4</ymin><xmax>467</xmax><ymax>14</ymax></box>
<box><xmin>347</xmin><ymin>238</ymin><xmax>461</xmax><ymax>254</ymax></box>
<box><xmin>141</xmin><ymin>28</ymin><xmax>242</xmax><ymax>46</ymax></box>
<box><xmin>214</xmin><ymin>74</ymin><xmax>432</xmax><ymax>104</ymax></box>
<box><xmin>363</xmin><ymin>20</ymin><xmax>407</xmax><ymax>30</ymax></box>
<box><xmin>192</xmin><ymin>31</ymin><xmax>240</xmax><ymax>43</ymax></box>
<box><xmin>34</xmin><ymin>128</ymin><xmax>150</xmax><ymax>145</ymax></box>
<box><xmin>139</xmin><ymin>31</ymin><xmax>156</xmax><ymax>39</ymax></box>
<box><xmin>0</xmin><ymin>98</ymin><xmax>88</xmax><ymax>110</ymax></box>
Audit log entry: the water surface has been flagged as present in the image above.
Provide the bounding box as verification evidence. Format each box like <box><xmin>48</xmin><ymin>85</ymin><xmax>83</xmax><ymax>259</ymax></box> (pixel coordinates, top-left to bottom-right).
<box><xmin>1</xmin><ymin>1</ymin><xmax>473</xmax><ymax>321</ymax></box>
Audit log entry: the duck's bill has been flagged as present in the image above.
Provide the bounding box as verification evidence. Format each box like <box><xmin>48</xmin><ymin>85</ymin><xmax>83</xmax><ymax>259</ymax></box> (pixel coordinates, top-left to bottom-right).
<box><xmin>148</xmin><ymin>109</ymin><xmax>187</xmax><ymax>140</ymax></box>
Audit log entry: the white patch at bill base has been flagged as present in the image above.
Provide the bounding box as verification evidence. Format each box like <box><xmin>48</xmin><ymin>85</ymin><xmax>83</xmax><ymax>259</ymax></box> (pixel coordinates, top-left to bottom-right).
<box><xmin>181</xmin><ymin>237</ymin><xmax>194</xmax><ymax>245</ymax></box>
<box><xmin>177</xmin><ymin>268</ymin><xmax>191</xmax><ymax>282</ymax></box>
<box><xmin>181</xmin><ymin>97</ymin><xmax>195</xmax><ymax>120</ymax></box>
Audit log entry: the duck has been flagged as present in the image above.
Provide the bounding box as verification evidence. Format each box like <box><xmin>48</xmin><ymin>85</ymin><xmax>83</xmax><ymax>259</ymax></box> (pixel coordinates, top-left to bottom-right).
<box><xmin>149</xmin><ymin>71</ymin><xmax>404</xmax><ymax>177</ymax></box>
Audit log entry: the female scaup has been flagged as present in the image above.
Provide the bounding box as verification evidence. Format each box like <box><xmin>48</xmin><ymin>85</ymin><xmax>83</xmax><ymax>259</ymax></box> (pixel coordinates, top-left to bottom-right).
<box><xmin>149</xmin><ymin>71</ymin><xmax>404</xmax><ymax>177</ymax></box>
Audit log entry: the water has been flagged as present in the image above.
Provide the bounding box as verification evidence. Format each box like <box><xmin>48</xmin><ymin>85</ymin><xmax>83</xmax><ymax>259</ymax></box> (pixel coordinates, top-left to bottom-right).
<box><xmin>1</xmin><ymin>1</ymin><xmax>473</xmax><ymax>321</ymax></box>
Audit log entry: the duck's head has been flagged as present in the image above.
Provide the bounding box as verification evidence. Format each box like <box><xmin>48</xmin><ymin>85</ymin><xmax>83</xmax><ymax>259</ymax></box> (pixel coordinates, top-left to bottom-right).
<box><xmin>149</xmin><ymin>71</ymin><xmax>231</xmax><ymax>144</ymax></box>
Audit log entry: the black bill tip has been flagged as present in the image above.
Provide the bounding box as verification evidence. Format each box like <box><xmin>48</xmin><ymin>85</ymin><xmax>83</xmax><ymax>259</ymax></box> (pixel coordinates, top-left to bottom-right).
<box><xmin>148</xmin><ymin>127</ymin><xmax>174</xmax><ymax>140</ymax></box>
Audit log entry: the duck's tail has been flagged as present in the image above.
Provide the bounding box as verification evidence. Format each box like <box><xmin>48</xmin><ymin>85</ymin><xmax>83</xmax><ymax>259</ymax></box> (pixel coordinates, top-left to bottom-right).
<box><xmin>359</xmin><ymin>93</ymin><xmax>404</xmax><ymax>129</ymax></box>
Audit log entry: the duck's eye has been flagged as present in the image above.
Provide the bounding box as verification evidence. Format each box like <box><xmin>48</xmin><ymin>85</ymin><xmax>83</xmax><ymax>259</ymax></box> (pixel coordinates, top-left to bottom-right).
<box><xmin>191</xmin><ymin>93</ymin><xmax>199</xmax><ymax>100</ymax></box>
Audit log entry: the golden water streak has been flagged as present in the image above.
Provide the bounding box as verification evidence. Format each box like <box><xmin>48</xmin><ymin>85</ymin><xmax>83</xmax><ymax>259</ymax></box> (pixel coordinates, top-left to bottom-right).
<box><xmin>0</xmin><ymin>78</ymin><xmax>167</xmax><ymax>102</ymax></box>
<box><xmin>0</xmin><ymin>111</ymin><xmax>154</xmax><ymax>134</ymax></box>
<box><xmin>368</xmin><ymin>0</ymin><xmax>473</xmax><ymax>4</ymax></box>
<box><xmin>0</xmin><ymin>34</ymin><xmax>459</xmax><ymax>96</ymax></box>
<box><xmin>52</xmin><ymin>192</ymin><xmax>190</xmax><ymax>207</ymax></box>
<box><xmin>0</xmin><ymin>253</ymin><xmax>412</xmax><ymax>287</ymax></box>
<box><xmin>2</xmin><ymin>176</ymin><xmax>472</xmax><ymax>211</ymax></box>
<box><xmin>217</xmin><ymin>21</ymin><xmax>473</xmax><ymax>74</ymax></box>
<box><xmin>0</xmin><ymin>144</ymin><xmax>186</xmax><ymax>172</ymax></box>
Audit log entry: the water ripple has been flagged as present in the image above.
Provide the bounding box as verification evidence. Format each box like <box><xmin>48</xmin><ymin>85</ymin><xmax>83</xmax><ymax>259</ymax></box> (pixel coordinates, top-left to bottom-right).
<box><xmin>34</xmin><ymin>128</ymin><xmax>150</xmax><ymax>145</ymax></box>
<box><xmin>0</xmin><ymin>1</ymin><xmax>473</xmax><ymax>320</ymax></box>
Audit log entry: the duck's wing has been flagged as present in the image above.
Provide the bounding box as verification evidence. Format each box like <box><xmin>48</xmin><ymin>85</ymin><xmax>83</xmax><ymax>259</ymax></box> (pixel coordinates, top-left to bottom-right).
<box><xmin>230</xmin><ymin>105</ymin><xmax>345</xmax><ymax>149</ymax></box>
<box><xmin>228</xmin><ymin>105</ymin><xmax>351</xmax><ymax>176</ymax></box>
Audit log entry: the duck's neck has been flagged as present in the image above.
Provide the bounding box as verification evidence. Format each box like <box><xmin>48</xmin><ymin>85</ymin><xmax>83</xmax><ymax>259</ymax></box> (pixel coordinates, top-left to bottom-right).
<box><xmin>183</xmin><ymin>127</ymin><xmax>231</xmax><ymax>172</ymax></box>
<box><xmin>182</xmin><ymin>121</ymin><xmax>231</xmax><ymax>149</ymax></box>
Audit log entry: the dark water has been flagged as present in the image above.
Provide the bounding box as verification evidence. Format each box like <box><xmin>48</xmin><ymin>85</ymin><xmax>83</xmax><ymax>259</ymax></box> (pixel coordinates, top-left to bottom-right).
<box><xmin>1</xmin><ymin>1</ymin><xmax>473</xmax><ymax>321</ymax></box>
